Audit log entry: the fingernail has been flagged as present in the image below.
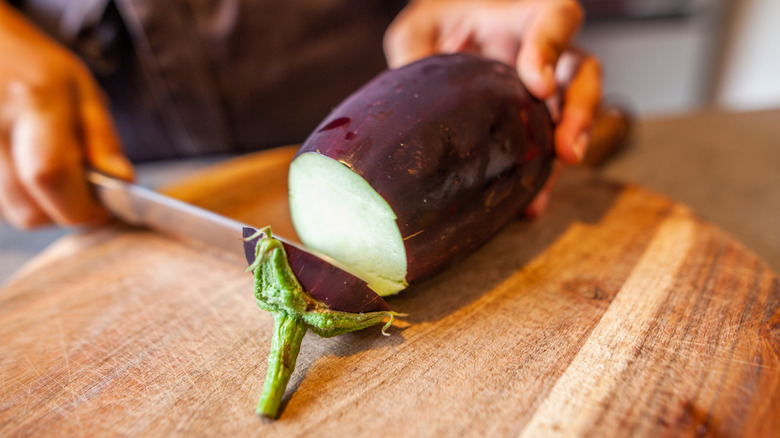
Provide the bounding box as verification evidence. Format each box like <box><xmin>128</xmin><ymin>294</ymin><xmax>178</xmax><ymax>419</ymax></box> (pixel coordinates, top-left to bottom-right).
<box><xmin>572</xmin><ymin>132</ymin><xmax>589</xmax><ymax>163</ymax></box>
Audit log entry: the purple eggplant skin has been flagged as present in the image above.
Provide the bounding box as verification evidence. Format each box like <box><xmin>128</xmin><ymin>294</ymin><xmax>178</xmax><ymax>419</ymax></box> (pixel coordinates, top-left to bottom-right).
<box><xmin>242</xmin><ymin>227</ymin><xmax>389</xmax><ymax>313</ymax></box>
<box><xmin>295</xmin><ymin>53</ymin><xmax>555</xmax><ymax>286</ymax></box>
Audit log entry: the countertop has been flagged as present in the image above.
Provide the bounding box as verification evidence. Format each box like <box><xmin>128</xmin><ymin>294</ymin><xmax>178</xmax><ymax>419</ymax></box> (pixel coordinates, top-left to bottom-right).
<box><xmin>599</xmin><ymin>107</ymin><xmax>779</xmax><ymax>273</ymax></box>
<box><xmin>1</xmin><ymin>107</ymin><xmax>778</xmax><ymax>285</ymax></box>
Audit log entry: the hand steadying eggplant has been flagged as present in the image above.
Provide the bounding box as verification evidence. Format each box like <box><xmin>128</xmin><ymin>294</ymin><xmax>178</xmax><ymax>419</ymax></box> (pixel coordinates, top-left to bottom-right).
<box><xmin>249</xmin><ymin>53</ymin><xmax>555</xmax><ymax>418</ymax></box>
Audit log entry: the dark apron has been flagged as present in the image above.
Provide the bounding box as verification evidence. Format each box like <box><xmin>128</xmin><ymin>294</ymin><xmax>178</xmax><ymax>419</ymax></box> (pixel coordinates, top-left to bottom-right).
<box><xmin>17</xmin><ymin>0</ymin><xmax>404</xmax><ymax>162</ymax></box>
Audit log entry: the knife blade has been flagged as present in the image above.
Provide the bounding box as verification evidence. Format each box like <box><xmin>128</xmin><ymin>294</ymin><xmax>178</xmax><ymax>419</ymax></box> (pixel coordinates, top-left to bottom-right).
<box><xmin>87</xmin><ymin>170</ymin><xmax>389</xmax><ymax>313</ymax></box>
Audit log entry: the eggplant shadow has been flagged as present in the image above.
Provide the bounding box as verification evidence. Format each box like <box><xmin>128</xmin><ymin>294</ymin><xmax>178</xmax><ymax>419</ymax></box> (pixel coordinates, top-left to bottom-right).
<box><xmin>386</xmin><ymin>167</ymin><xmax>624</xmax><ymax>325</ymax></box>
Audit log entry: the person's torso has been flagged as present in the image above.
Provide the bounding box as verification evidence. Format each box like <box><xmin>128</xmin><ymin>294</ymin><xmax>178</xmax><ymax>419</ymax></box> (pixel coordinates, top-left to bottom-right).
<box><xmin>19</xmin><ymin>0</ymin><xmax>405</xmax><ymax>161</ymax></box>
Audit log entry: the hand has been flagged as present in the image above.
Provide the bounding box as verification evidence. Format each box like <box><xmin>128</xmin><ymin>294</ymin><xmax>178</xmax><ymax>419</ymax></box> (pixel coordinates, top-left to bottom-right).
<box><xmin>0</xmin><ymin>2</ymin><xmax>133</xmax><ymax>230</ymax></box>
<box><xmin>384</xmin><ymin>0</ymin><xmax>602</xmax><ymax>216</ymax></box>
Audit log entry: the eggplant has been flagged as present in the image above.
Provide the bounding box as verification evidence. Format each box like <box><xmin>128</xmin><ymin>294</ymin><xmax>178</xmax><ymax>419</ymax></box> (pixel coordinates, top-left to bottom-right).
<box><xmin>250</xmin><ymin>53</ymin><xmax>554</xmax><ymax>418</ymax></box>
<box><xmin>289</xmin><ymin>53</ymin><xmax>555</xmax><ymax>296</ymax></box>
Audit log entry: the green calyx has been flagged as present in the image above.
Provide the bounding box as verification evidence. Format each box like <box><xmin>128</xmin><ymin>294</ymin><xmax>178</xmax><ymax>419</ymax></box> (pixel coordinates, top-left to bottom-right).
<box><xmin>247</xmin><ymin>227</ymin><xmax>401</xmax><ymax>418</ymax></box>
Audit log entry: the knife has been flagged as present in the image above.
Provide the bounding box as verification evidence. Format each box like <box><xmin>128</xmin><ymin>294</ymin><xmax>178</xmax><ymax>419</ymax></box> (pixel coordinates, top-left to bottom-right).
<box><xmin>86</xmin><ymin>170</ymin><xmax>389</xmax><ymax>313</ymax></box>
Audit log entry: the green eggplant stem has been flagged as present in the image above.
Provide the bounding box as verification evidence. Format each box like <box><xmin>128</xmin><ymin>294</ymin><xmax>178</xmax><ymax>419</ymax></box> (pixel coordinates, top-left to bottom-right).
<box><xmin>246</xmin><ymin>227</ymin><xmax>402</xmax><ymax>419</ymax></box>
<box><xmin>256</xmin><ymin>311</ymin><xmax>308</xmax><ymax>418</ymax></box>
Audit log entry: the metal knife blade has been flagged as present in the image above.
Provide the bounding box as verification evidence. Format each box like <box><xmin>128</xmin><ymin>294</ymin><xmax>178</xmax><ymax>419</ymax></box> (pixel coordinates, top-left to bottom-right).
<box><xmin>88</xmin><ymin>170</ymin><xmax>247</xmax><ymax>255</ymax></box>
<box><xmin>87</xmin><ymin>170</ymin><xmax>389</xmax><ymax>313</ymax></box>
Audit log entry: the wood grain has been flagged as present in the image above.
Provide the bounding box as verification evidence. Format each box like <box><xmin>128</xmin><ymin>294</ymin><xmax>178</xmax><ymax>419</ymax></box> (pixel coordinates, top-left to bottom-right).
<box><xmin>0</xmin><ymin>146</ymin><xmax>777</xmax><ymax>437</ymax></box>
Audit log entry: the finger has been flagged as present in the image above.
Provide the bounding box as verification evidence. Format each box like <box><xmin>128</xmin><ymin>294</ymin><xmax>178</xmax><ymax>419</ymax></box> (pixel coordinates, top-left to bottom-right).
<box><xmin>0</xmin><ymin>131</ymin><xmax>50</xmax><ymax>229</ymax></box>
<box><xmin>437</xmin><ymin>19</ymin><xmax>478</xmax><ymax>55</ymax></box>
<box><xmin>516</xmin><ymin>0</ymin><xmax>584</xmax><ymax>99</ymax></box>
<box><xmin>460</xmin><ymin>3</ymin><xmax>521</xmax><ymax>66</ymax></box>
<box><xmin>476</xmin><ymin>32</ymin><xmax>519</xmax><ymax>67</ymax></box>
<box><xmin>76</xmin><ymin>73</ymin><xmax>134</xmax><ymax>182</ymax></box>
<box><xmin>554</xmin><ymin>55</ymin><xmax>601</xmax><ymax>164</ymax></box>
<box><xmin>383</xmin><ymin>5</ymin><xmax>439</xmax><ymax>68</ymax></box>
<box><xmin>524</xmin><ymin>161</ymin><xmax>562</xmax><ymax>218</ymax></box>
<box><xmin>11</xmin><ymin>91</ymin><xmax>108</xmax><ymax>227</ymax></box>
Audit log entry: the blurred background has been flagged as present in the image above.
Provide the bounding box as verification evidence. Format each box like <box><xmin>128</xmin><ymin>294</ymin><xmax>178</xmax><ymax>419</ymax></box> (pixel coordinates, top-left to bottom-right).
<box><xmin>579</xmin><ymin>0</ymin><xmax>780</xmax><ymax>114</ymax></box>
<box><xmin>2</xmin><ymin>0</ymin><xmax>779</xmax><ymax>284</ymax></box>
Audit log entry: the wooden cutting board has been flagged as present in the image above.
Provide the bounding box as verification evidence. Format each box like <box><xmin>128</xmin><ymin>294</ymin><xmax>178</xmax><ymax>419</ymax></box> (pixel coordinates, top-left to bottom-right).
<box><xmin>1</xmin><ymin>146</ymin><xmax>777</xmax><ymax>437</ymax></box>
